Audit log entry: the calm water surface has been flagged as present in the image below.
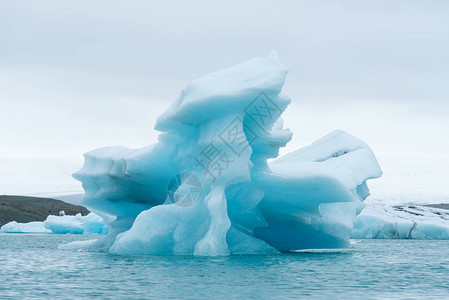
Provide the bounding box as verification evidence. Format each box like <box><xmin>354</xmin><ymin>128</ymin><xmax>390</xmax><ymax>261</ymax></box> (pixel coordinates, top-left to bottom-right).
<box><xmin>1</xmin><ymin>234</ymin><xmax>448</xmax><ymax>299</ymax></box>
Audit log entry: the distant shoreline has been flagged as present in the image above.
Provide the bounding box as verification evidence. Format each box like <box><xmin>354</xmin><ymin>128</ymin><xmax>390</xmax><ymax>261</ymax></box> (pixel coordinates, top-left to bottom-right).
<box><xmin>1</xmin><ymin>193</ymin><xmax>448</xmax><ymax>228</ymax></box>
<box><xmin>0</xmin><ymin>195</ymin><xmax>89</xmax><ymax>226</ymax></box>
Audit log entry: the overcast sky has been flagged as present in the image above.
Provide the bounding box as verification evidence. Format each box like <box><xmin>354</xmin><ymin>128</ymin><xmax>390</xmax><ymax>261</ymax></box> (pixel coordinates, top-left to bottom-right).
<box><xmin>1</xmin><ymin>1</ymin><xmax>448</xmax><ymax>199</ymax></box>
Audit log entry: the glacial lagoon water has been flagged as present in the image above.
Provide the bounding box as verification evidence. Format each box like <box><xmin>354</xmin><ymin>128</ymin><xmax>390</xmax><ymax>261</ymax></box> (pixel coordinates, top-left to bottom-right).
<box><xmin>1</xmin><ymin>234</ymin><xmax>448</xmax><ymax>299</ymax></box>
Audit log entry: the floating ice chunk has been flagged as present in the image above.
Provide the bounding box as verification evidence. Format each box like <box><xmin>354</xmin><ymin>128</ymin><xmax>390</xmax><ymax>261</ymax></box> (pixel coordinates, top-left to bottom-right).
<box><xmin>351</xmin><ymin>205</ymin><xmax>449</xmax><ymax>239</ymax></box>
<box><xmin>44</xmin><ymin>213</ymin><xmax>108</xmax><ymax>234</ymax></box>
<box><xmin>1</xmin><ymin>213</ymin><xmax>108</xmax><ymax>235</ymax></box>
<box><xmin>71</xmin><ymin>52</ymin><xmax>382</xmax><ymax>255</ymax></box>
<box><xmin>1</xmin><ymin>221</ymin><xmax>50</xmax><ymax>233</ymax></box>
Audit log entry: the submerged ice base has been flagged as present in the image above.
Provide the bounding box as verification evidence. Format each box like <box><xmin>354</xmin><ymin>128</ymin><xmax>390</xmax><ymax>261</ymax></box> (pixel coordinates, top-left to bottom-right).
<box><xmin>70</xmin><ymin>52</ymin><xmax>382</xmax><ymax>255</ymax></box>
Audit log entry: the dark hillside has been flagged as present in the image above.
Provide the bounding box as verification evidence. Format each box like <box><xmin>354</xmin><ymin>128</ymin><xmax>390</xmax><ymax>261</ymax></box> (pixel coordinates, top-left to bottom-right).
<box><xmin>0</xmin><ymin>195</ymin><xmax>89</xmax><ymax>226</ymax></box>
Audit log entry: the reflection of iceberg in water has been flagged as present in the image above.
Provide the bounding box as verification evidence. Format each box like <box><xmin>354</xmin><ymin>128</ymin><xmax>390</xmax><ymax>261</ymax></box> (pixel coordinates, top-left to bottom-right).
<box><xmin>68</xmin><ymin>52</ymin><xmax>382</xmax><ymax>255</ymax></box>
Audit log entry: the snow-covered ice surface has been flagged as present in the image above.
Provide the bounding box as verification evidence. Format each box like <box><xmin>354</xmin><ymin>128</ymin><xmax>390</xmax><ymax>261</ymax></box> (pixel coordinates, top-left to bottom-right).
<box><xmin>67</xmin><ymin>52</ymin><xmax>382</xmax><ymax>255</ymax></box>
<box><xmin>0</xmin><ymin>213</ymin><xmax>108</xmax><ymax>235</ymax></box>
<box><xmin>352</xmin><ymin>205</ymin><xmax>449</xmax><ymax>239</ymax></box>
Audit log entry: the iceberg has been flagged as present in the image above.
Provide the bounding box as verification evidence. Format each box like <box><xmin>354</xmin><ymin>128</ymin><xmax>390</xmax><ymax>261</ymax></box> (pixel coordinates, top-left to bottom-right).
<box><xmin>0</xmin><ymin>213</ymin><xmax>108</xmax><ymax>235</ymax></box>
<box><xmin>44</xmin><ymin>213</ymin><xmax>108</xmax><ymax>235</ymax></box>
<box><xmin>70</xmin><ymin>52</ymin><xmax>382</xmax><ymax>255</ymax></box>
<box><xmin>352</xmin><ymin>205</ymin><xmax>449</xmax><ymax>239</ymax></box>
<box><xmin>0</xmin><ymin>221</ymin><xmax>50</xmax><ymax>233</ymax></box>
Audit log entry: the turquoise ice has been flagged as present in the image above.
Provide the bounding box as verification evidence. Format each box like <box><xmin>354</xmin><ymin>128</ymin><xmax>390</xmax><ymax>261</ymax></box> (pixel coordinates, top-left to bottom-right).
<box><xmin>70</xmin><ymin>52</ymin><xmax>382</xmax><ymax>255</ymax></box>
<box><xmin>1</xmin><ymin>213</ymin><xmax>107</xmax><ymax>235</ymax></box>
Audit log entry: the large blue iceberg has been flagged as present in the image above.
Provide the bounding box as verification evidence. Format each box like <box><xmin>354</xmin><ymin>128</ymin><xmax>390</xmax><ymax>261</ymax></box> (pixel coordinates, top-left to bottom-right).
<box><xmin>70</xmin><ymin>52</ymin><xmax>382</xmax><ymax>255</ymax></box>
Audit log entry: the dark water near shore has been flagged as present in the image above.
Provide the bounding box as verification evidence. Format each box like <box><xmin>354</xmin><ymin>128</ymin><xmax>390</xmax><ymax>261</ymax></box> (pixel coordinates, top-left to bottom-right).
<box><xmin>1</xmin><ymin>234</ymin><xmax>448</xmax><ymax>299</ymax></box>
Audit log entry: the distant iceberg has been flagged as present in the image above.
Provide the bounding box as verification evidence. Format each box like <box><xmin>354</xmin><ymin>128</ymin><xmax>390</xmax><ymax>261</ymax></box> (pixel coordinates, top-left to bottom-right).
<box><xmin>0</xmin><ymin>221</ymin><xmax>50</xmax><ymax>233</ymax></box>
<box><xmin>70</xmin><ymin>52</ymin><xmax>382</xmax><ymax>255</ymax></box>
<box><xmin>0</xmin><ymin>213</ymin><xmax>107</xmax><ymax>235</ymax></box>
<box><xmin>44</xmin><ymin>213</ymin><xmax>108</xmax><ymax>235</ymax></box>
<box><xmin>352</xmin><ymin>205</ymin><xmax>449</xmax><ymax>239</ymax></box>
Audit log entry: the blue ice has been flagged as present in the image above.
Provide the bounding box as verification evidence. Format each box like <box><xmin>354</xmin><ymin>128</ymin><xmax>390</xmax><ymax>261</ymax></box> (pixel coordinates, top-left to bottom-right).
<box><xmin>69</xmin><ymin>52</ymin><xmax>383</xmax><ymax>255</ymax></box>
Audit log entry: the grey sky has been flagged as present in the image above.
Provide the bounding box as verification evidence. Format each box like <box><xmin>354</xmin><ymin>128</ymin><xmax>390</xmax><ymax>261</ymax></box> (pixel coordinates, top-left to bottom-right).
<box><xmin>1</xmin><ymin>1</ymin><xmax>448</xmax><ymax>199</ymax></box>
<box><xmin>2</xmin><ymin>1</ymin><xmax>448</xmax><ymax>99</ymax></box>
